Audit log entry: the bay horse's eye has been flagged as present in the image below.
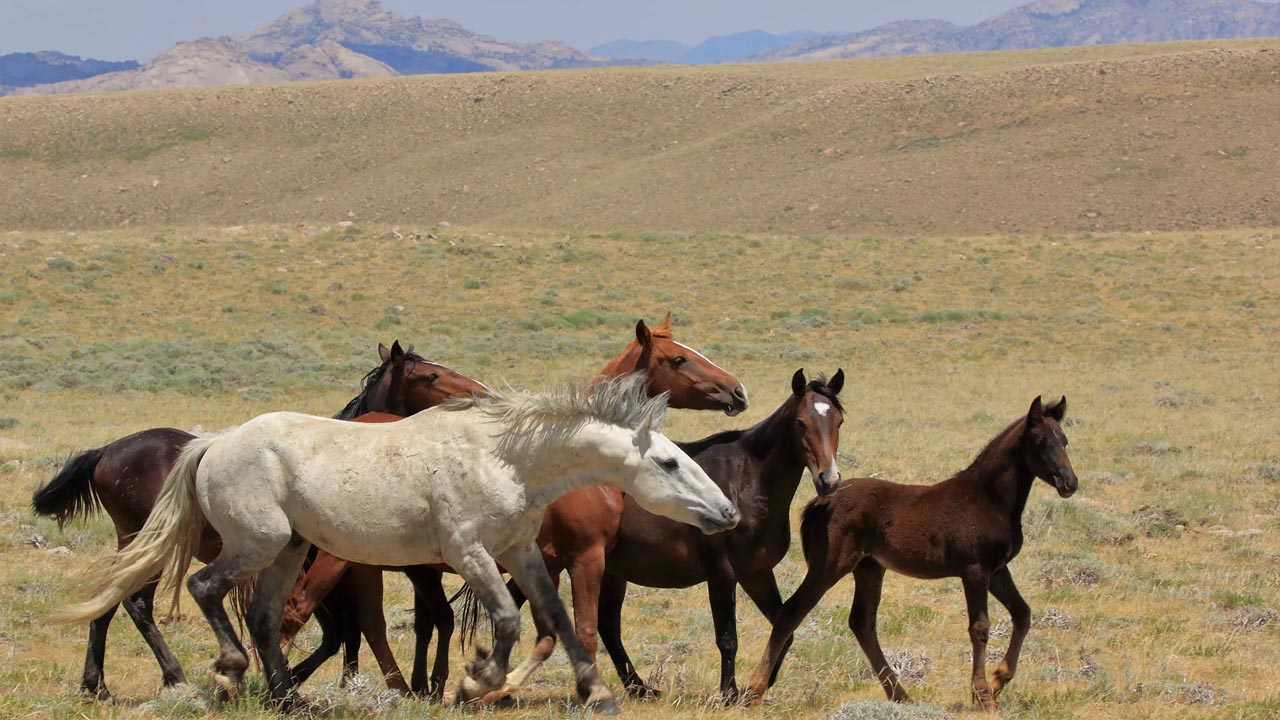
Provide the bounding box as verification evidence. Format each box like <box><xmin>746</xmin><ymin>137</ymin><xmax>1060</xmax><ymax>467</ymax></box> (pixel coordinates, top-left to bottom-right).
<box><xmin>671</xmin><ymin>356</ymin><xmax>688</xmax><ymax>367</ymax></box>
<box><xmin>659</xmin><ymin>458</ymin><xmax>680</xmax><ymax>472</ymax></box>
<box><xmin>425</xmin><ymin>373</ymin><xmax>439</xmax><ymax>382</ymax></box>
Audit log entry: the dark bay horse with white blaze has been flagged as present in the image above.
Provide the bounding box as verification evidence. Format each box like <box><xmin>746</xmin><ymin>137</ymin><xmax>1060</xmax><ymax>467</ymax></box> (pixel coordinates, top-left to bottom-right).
<box><xmin>745</xmin><ymin>396</ymin><xmax>1078</xmax><ymax>711</ymax></box>
<box><xmin>276</xmin><ymin>313</ymin><xmax>749</xmax><ymax>695</ymax></box>
<box><xmin>31</xmin><ymin>341</ymin><xmax>485</xmax><ymax>701</ymax></box>
<box><xmin>484</xmin><ymin>368</ymin><xmax>845</xmax><ymax>703</ymax></box>
<box><xmin>55</xmin><ymin>378</ymin><xmax>740</xmax><ymax>714</ymax></box>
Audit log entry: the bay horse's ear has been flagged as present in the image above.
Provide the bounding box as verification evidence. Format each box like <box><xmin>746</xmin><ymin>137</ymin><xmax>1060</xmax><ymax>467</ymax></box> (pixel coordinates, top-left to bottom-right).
<box><xmin>635</xmin><ymin>319</ymin><xmax>652</xmax><ymax>346</ymax></box>
<box><xmin>829</xmin><ymin>369</ymin><xmax>845</xmax><ymax>395</ymax></box>
<box><xmin>1027</xmin><ymin>395</ymin><xmax>1045</xmax><ymax>423</ymax></box>
<box><xmin>389</xmin><ymin>340</ymin><xmax>405</xmax><ymax>362</ymax></box>
<box><xmin>658</xmin><ymin>312</ymin><xmax>672</xmax><ymax>331</ymax></box>
<box><xmin>1047</xmin><ymin>395</ymin><xmax>1067</xmax><ymax>421</ymax></box>
<box><xmin>792</xmin><ymin>368</ymin><xmax>807</xmax><ymax>397</ymax></box>
<box><xmin>378</xmin><ymin>342</ymin><xmax>392</xmax><ymax>362</ymax></box>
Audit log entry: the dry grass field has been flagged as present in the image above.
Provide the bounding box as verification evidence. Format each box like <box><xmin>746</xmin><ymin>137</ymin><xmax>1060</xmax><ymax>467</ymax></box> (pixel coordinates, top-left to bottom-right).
<box><xmin>0</xmin><ymin>38</ymin><xmax>1278</xmax><ymax>720</ymax></box>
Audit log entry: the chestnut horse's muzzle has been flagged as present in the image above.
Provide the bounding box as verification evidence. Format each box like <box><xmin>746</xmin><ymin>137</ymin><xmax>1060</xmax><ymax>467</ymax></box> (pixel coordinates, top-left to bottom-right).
<box><xmin>720</xmin><ymin>385</ymin><xmax>749</xmax><ymax>417</ymax></box>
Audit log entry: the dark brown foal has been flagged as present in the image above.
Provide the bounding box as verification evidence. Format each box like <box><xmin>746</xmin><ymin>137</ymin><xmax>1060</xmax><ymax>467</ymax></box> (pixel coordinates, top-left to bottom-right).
<box><xmin>746</xmin><ymin>396</ymin><xmax>1078</xmax><ymax>711</ymax></box>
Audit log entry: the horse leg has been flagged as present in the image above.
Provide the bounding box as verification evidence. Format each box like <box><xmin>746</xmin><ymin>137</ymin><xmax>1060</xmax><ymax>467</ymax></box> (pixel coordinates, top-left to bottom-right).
<box><xmin>348</xmin><ymin>566</ymin><xmax>409</xmax><ymax>694</ymax></box>
<box><xmin>480</xmin><ymin>571</ymin><xmax>559</xmax><ymax>704</ymax></box>
<box><xmin>404</xmin><ymin>565</ymin><xmax>452</xmax><ymax>699</ymax></box>
<box><xmin>598</xmin><ymin>572</ymin><xmax>654</xmax><ymax>698</ymax></box>
<box><xmin>987</xmin><ymin>566</ymin><xmax>1031</xmax><ymax>698</ymax></box>
<box><xmin>121</xmin><ymin>580</ymin><xmax>187</xmax><ymax>688</ymax></box>
<box><xmin>246</xmin><ymin>538</ymin><xmax>311</xmax><ymax>709</ymax></box>
<box><xmin>848</xmin><ymin>561</ymin><xmax>908</xmax><ymax>702</ymax></box>
<box><xmin>500</xmin><ymin>542</ymin><xmax>619</xmax><ymax>715</ymax></box>
<box><xmin>745</xmin><ymin>561</ymin><xmax>843</xmax><ymax>702</ymax></box>
<box><xmin>706</xmin><ymin>574</ymin><xmax>742</xmax><ymax>703</ymax></box>
<box><xmin>339</xmin><ymin>600</ymin><xmax>361</xmax><ymax>685</ymax></box>
<box><xmin>188</xmin><ymin>549</ymin><xmax>282</xmax><ymax>701</ymax></box>
<box><xmin>288</xmin><ymin>599</ymin><xmax>343</xmax><ymax>687</ymax></box>
<box><xmin>962</xmin><ymin>571</ymin><xmax>997</xmax><ymax>711</ymax></box>
<box><xmin>79</xmin><ymin>603</ymin><xmax>117</xmax><ymax>701</ymax></box>
<box><xmin>739</xmin><ymin>571</ymin><xmax>792</xmax><ymax>688</ymax></box>
<box><xmin>448</xmin><ymin>548</ymin><xmax>522</xmax><ymax>705</ymax></box>
<box><xmin>279</xmin><ymin>551</ymin><xmax>351</xmax><ymax>645</ymax></box>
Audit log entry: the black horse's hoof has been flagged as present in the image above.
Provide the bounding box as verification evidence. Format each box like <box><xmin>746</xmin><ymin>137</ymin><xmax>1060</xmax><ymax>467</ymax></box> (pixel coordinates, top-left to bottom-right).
<box><xmin>625</xmin><ymin>683</ymin><xmax>661</xmax><ymax>700</ymax></box>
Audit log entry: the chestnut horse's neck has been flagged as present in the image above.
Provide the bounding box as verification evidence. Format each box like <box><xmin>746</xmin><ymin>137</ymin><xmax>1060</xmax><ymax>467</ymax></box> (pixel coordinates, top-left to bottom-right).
<box><xmin>951</xmin><ymin>417</ymin><xmax>1035</xmax><ymax>517</ymax></box>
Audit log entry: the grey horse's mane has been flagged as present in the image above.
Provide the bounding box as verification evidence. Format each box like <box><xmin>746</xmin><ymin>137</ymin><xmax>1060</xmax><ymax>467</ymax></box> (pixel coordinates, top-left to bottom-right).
<box><xmin>444</xmin><ymin>374</ymin><xmax>668</xmax><ymax>456</ymax></box>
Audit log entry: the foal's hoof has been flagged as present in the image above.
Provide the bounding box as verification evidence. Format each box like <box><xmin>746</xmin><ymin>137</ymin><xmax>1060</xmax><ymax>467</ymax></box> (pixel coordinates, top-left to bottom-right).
<box><xmin>972</xmin><ymin>688</ymin><xmax>998</xmax><ymax>712</ymax></box>
<box><xmin>587</xmin><ymin>697</ymin><xmax>621</xmax><ymax>715</ymax></box>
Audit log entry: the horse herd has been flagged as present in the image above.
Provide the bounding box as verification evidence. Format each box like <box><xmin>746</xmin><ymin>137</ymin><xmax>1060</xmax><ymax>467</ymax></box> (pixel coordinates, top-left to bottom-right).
<box><xmin>34</xmin><ymin>315</ymin><xmax>1078</xmax><ymax>714</ymax></box>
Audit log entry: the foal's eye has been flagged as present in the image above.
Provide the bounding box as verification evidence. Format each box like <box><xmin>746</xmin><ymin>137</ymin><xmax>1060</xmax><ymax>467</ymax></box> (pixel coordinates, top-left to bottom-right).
<box><xmin>659</xmin><ymin>458</ymin><xmax>680</xmax><ymax>472</ymax></box>
<box><xmin>671</xmin><ymin>356</ymin><xmax>687</xmax><ymax>367</ymax></box>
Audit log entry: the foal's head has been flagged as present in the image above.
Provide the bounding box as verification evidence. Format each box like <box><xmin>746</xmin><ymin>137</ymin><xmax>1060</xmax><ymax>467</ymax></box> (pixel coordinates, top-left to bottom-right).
<box><xmin>601</xmin><ymin>313</ymin><xmax>749</xmax><ymax>416</ymax></box>
<box><xmin>339</xmin><ymin>341</ymin><xmax>488</xmax><ymax>418</ymax></box>
<box><xmin>1020</xmin><ymin>395</ymin><xmax>1078</xmax><ymax>498</ymax></box>
<box><xmin>790</xmin><ymin>368</ymin><xmax>846</xmax><ymax>497</ymax></box>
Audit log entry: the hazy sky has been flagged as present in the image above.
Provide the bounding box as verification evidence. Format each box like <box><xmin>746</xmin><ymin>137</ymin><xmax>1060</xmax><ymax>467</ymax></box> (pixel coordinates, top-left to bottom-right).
<box><xmin>2</xmin><ymin>0</ymin><xmax>1064</xmax><ymax>61</ymax></box>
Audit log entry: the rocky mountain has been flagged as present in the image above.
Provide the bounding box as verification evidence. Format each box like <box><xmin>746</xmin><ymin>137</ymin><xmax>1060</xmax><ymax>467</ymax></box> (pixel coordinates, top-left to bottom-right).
<box><xmin>0</xmin><ymin>51</ymin><xmax>137</xmax><ymax>93</ymax></box>
<box><xmin>759</xmin><ymin>0</ymin><xmax>1280</xmax><ymax>61</ymax></box>
<box><xmin>10</xmin><ymin>0</ymin><xmax>605</xmax><ymax>96</ymax></box>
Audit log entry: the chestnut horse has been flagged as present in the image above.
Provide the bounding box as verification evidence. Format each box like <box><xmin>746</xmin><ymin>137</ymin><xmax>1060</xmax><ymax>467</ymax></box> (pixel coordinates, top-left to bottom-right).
<box><xmin>489</xmin><ymin>369</ymin><xmax>846</xmax><ymax>702</ymax></box>
<box><xmin>745</xmin><ymin>396</ymin><xmax>1077</xmax><ymax>710</ymax></box>
<box><xmin>277</xmin><ymin>314</ymin><xmax>748</xmax><ymax>696</ymax></box>
<box><xmin>31</xmin><ymin>341</ymin><xmax>485</xmax><ymax>701</ymax></box>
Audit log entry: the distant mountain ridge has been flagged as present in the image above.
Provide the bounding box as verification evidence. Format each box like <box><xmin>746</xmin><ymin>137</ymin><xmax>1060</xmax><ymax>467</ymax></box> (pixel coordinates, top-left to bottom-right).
<box><xmin>758</xmin><ymin>0</ymin><xmax>1280</xmax><ymax>61</ymax></box>
<box><xmin>10</xmin><ymin>0</ymin><xmax>607</xmax><ymax>96</ymax></box>
<box><xmin>591</xmin><ymin>30</ymin><xmax>817</xmax><ymax>64</ymax></box>
<box><xmin>0</xmin><ymin>51</ymin><xmax>137</xmax><ymax>93</ymax></box>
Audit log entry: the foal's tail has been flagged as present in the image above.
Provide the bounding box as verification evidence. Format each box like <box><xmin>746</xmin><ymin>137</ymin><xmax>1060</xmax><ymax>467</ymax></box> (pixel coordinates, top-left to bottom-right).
<box><xmin>799</xmin><ymin>498</ymin><xmax>833</xmax><ymax>568</ymax></box>
<box><xmin>32</xmin><ymin>447</ymin><xmax>105</xmax><ymax>528</ymax></box>
<box><xmin>52</xmin><ymin>436</ymin><xmax>216</xmax><ymax>625</ymax></box>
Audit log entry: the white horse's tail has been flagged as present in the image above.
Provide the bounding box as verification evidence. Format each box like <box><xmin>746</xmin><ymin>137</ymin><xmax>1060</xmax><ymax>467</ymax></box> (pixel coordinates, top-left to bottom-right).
<box><xmin>52</xmin><ymin>436</ymin><xmax>216</xmax><ymax>624</ymax></box>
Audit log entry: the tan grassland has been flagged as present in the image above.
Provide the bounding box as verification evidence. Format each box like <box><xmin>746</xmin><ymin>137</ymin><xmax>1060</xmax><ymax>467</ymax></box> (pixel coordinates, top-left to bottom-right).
<box><xmin>0</xmin><ymin>38</ymin><xmax>1278</xmax><ymax>720</ymax></box>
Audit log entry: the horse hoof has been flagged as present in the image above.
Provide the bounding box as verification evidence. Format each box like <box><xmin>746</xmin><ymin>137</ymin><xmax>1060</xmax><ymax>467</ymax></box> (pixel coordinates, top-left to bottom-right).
<box><xmin>85</xmin><ymin>686</ymin><xmax>112</xmax><ymax>704</ymax></box>
<box><xmin>212</xmin><ymin>672</ymin><xmax>241</xmax><ymax>702</ymax></box>
<box><xmin>588</xmin><ymin>697</ymin><xmax>621</xmax><ymax>715</ymax></box>
<box><xmin>626</xmin><ymin>683</ymin><xmax>661</xmax><ymax>700</ymax></box>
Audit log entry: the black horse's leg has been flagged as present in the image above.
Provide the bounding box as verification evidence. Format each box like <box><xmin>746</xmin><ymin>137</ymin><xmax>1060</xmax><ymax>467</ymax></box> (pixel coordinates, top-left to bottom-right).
<box><xmin>120</xmin><ymin>580</ymin><xmax>187</xmax><ymax>687</ymax></box>
<box><xmin>987</xmin><ymin>566</ymin><xmax>1031</xmax><ymax>698</ymax></box>
<box><xmin>404</xmin><ymin>565</ymin><xmax>453</xmax><ymax>699</ymax></box>
<box><xmin>289</xmin><ymin>601</ymin><xmax>343</xmax><ymax>687</ymax></box>
<box><xmin>80</xmin><ymin>603</ymin><xmax>118</xmax><ymax>701</ymax></box>
<box><xmin>962</xmin><ymin>570</ymin><xmax>996</xmax><ymax>710</ymax></box>
<box><xmin>738</xmin><ymin>571</ymin><xmax>793</xmax><ymax>687</ymax></box>
<box><xmin>706</xmin><ymin>573</ymin><xmax>741</xmax><ymax>703</ymax></box>
<box><xmin>848</xmin><ymin>561</ymin><xmax>908</xmax><ymax>702</ymax></box>
<box><xmin>598</xmin><ymin>572</ymin><xmax>656</xmax><ymax>698</ymax></box>
<box><xmin>745</xmin><ymin>558</ymin><xmax>845</xmax><ymax>701</ymax></box>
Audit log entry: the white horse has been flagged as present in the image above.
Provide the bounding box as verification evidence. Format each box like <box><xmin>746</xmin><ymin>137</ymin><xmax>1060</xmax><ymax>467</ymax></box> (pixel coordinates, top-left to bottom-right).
<box><xmin>56</xmin><ymin>377</ymin><xmax>740</xmax><ymax>714</ymax></box>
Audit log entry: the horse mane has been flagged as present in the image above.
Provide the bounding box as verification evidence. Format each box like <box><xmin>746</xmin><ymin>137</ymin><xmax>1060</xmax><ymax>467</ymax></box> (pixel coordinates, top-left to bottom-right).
<box><xmin>956</xmin><ymin>414</ymin><xmax>1027</xmax><ymax>477</ymax></box>
<box><xmin>447</xmin><ymin>374</ymin><xmax>667</xmax><ymax>433</ymax></box>
<box><xmin>333</xmin><ymin>346</ymin><xmax>433</xmax><ymax>420</ymax></box>
<box><xmin>807</xmin><ymin>374</ymin><xmax>844</xmax><ymax>413</ymax></box>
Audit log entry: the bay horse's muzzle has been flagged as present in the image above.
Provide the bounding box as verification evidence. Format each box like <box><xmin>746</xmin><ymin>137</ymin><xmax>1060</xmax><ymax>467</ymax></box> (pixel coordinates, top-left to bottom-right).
<box><xmin>1054</xmin><ymin>469</ymin><xmax>1079</xmax><ymax>498</ymax></box>
<box><xmin>815</xmin><ymin>470</ymin><xmax>842</xmax><ymax>497</ymax></box>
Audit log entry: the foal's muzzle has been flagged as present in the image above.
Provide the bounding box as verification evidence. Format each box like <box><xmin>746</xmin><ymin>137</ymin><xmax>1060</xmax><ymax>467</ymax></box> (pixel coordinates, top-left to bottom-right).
<box><xmin>1054</xmin><ymin>469</ymin><xmax>1079</xmax><ymax>498</ymax></box>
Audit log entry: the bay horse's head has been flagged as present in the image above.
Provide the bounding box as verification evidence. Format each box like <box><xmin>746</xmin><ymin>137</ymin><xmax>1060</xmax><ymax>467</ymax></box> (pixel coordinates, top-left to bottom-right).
<box><xmin>601</xmin><ymin>313</ymin><xmax>748</xmax><ymax>416</ymax></box>
<box><xmin>790</xmin><ymin>368</ymin><xmax>846</xmax><ymax>497</ymax></box>
<box><xmin>1022</xmin><ymin>395</ymin><xmax>1077</xmax><ymax>498</ymax></box>
<box><xmin>336</xmin><ymin>341</ymin><xmax>489</xmax><ymax>419</ymax></box>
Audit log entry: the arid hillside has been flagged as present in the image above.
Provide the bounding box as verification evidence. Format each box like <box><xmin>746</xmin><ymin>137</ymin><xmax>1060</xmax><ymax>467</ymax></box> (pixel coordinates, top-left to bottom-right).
<box><xmin>0</xmin><ymin>40</ymin><xmax>1276</xmax><ymax>235</ymax></box>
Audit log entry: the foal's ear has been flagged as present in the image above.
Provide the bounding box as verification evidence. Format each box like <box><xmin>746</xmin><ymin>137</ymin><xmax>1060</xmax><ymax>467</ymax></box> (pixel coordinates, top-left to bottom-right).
<box><xmin>388</xmin><ymin>340</ymin><xmax>405</xmax><ymax>362</ymax></box>
<box><xmin>792</xmin><ymin>368</ymin><xmax>807</xmax><ymax>397</ymax></box>
<box><xmin>635</xmin><ymin>319</ymin><xmax>652</xmax><ymax>346</ymax></box>
<box><xmin>378</xmin><ymin>342</ymin><xmax>392</xmax><ymax>362</ymax></box>
<box><xmin>829</xmin><ymin>369</ymin><xmax>845</xmax><ymax>395</ymax></box>
<box><xmin>1027</xmin><ymin>395</ymin><xmax>1045</xmax><ymax>423</ymax></box>
<box><xmin>1047</xmin><ymin>395</ymin><xmax>1067</xmax><ymax>421</ymax></box>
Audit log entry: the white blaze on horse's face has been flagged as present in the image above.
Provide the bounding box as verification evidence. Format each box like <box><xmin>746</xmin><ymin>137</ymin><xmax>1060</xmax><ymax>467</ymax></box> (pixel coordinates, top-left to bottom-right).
<box><xmin>628</xmin><ymin>431</ymin><xmax>740</xmax><ymax>534</ymax></box>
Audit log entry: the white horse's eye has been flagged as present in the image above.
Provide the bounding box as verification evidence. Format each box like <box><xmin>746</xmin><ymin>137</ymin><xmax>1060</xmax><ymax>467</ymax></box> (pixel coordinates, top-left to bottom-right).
<box><xmin>659</xmin><ymin>458</ymin><xmax>680</xmax><ymax>472</ymax></box>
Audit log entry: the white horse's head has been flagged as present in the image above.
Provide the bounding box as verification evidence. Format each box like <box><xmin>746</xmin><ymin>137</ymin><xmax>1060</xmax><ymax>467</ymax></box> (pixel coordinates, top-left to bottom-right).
<box><xmin>625</xmin><ymin>404</ymin><xmax>740</xmax><ymax>534</ymax></box>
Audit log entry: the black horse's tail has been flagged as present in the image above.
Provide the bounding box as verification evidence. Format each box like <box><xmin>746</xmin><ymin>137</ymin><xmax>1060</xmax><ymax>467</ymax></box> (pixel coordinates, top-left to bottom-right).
<box><xmin>452</xmin><ymin>583</ymin><xmax>500</xmax><ymax>651</ymax></box>
<box><xmin>33</xmin><ymin>448</ymin><xmax>105</xmax><ymax>529</ymax></box>
<box><xmin>799</xmin><ymin>498</ymin><xmax>833</xmax><ymax>568</ymax></box>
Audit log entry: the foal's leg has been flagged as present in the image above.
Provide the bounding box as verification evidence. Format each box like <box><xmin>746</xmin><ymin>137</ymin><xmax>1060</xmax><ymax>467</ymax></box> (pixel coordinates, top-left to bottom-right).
<box><xmin>987</xmin><ymin>567</ymin><xmax>1031</xmax><ymax>698</ymax></box>
<box><xmin>848</xmin><ymin>562</ymin><xmax>908</xmax><ymax>702</ymax></box>
<box><xmin>598</xmin><ymin>573</ymin><xmax>655</xmax><ymax>698</ymax></box>
<box><xmin>745</xmin><ymin>562</ymin><xmax>844</xmax><ymax>702</ymax></box>
<box><xmin>706</xmin><ymin>573</ymin><xmax>743</xmax><ymax>702</ymax></box>
<box><xmin>961</xmin><ymin>571</ymin><xmax>997</xmax><ymax>711</ymax></box>
<box><xmin>121</xmin><ymin>580</ymin><xmax>187</xmax><ymax>688</ymax></box>
<box><xmin>449</xmin><ymin>548</ymin><xmax>522</xmax><ymax>705</ymax></box>
<box><xmin>404</xmin><ymin>565</ymin><xmax>452</xmax><ymax>699</ymax></box>
<box><xmin>247</xmin><ymin>539</ymin><xmax>311</xmax><ymax>709</ymax></box>
<box><xmin>739</xmin><ymin>571</ymin><xmax>793</xmax><ymax>688</ymax></box>
<box><xmin>500</xmin><ymin>543</ymin><xmax>619</xmax><ymax>715</ymax></box>
<box><xmin>80</xmin><ymin>603</ymin><xmax>117</xmax><ymax>701</ymax></box>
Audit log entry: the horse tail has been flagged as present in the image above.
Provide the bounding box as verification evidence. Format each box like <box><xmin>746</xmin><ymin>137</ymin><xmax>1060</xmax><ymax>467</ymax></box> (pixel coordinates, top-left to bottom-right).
<box><xmin>799</xmin><ymin>497</ymin><xmax>833</xmax><ymax>568</ymax></box>
<box><xmin>452</xmin><ymin>584</ymin><xmax>485</xmax><ymax>650</ymax></box>
<box><xmin>52</xmin><ymin>436</ymin><xmax>216</xmax><ymax>625</ymax></box>
<box><xmin>32</xmin><ymin>447</ymin><xmax>105</xmax><ymax>528</ymax></box>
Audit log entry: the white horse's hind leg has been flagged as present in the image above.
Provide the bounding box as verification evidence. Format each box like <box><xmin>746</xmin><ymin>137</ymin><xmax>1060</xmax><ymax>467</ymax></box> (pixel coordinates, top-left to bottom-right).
<box><xmin>247</xmin><ymin>535</ymin><xmax>310</xmax><ymax>710</ymax></box>
<box><xmin>501</xmin><ymin>543</ymin><xmax>619</xmax><ymax>715</ymax></box>
<box><xmin>448</xmin><ymin>547</ymin><xmax>520</xmax><ymax>705</ymax></box>
<box><xmin>186</xmin><ymin>520</ymin><xmax>293</xmax><ymax>702</ymax></box>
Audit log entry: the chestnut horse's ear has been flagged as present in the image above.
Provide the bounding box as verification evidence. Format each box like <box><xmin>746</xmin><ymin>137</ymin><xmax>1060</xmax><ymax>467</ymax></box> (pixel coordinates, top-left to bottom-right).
<box><xmin>1027</xmin><ymin>395</ymin><xmax>1045</xmax><ymax>423</ymax></box>
<box><xmin>792</xmin><ymin>368</ymin><xmax>807</xmax><ymax>397</ymax></box>
<box><xmin>378</xmin><ymin>342</ymin><xmax>392</xmax><ymax>362</ymax></box>
<box><xmin>1047</xmin><ymin>395</ymin><xmax>1067</xmax><ymax>421</ymax></box>
<box><xmin>658</xmin><ymin>312</ymin><xmax>672</xmax><ymax>331</ymax></box>
<box><xmin>635</xmin><ymin>319</ymin><xmax>652</xmax><ymax>346</ymax></box>
<box><xmin>829</xmin><ymin>369</ymin><xmax>845</xmax><ymax>395</ymax></box>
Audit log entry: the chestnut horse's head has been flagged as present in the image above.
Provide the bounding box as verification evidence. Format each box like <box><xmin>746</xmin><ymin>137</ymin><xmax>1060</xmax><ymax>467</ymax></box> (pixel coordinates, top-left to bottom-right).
<box><xmin>600</xmin><ymin>313</ymin><xmax>748</xmax><ymax>416</ymax></box>
<box><xmin>1022</xmin><ymin>395</ymin><xmax>1077</xmax><ymax>498</ymax></box>
<box><xmin>790</xmin><ymin>368</ymin><xmax>846</xmax><ymax>497</ymax></box>
<box><xmin>336</xmin><ymin>341</ymin><xmax>489</xmax><ymax>419</ymax></box>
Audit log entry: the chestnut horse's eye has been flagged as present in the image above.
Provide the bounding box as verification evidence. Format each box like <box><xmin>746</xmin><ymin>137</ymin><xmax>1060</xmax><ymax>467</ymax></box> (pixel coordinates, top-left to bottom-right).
<box><xmin>671</xmin><ymin>356</ymin><xmax>687</xmax><ymax>367</ymax></box>
<box><xmin>425</xmin><ymin>373</ymin><xmax>439</xmax><ymax>382</ymax></box>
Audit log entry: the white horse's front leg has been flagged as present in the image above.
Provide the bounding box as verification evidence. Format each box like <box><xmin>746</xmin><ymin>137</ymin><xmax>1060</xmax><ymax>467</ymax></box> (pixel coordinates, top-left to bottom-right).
<box><xmin>446</xmin><ymin>546</ymin><xmax>520</xmax><ymax>705</ymax></box>
<box><xmin>500</xmin><ymin>543</ymin><xmax>620</xmax><ymax>715</ymax></box>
